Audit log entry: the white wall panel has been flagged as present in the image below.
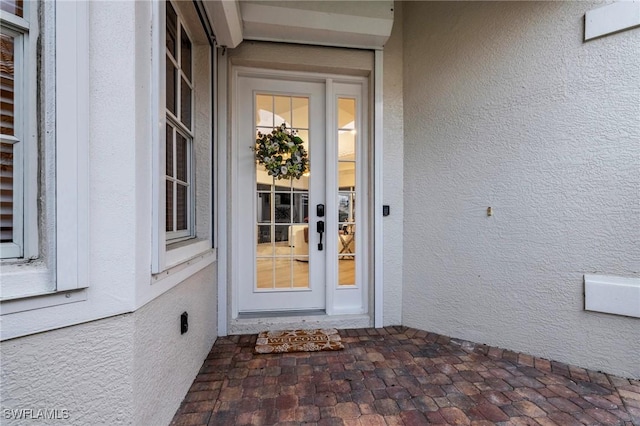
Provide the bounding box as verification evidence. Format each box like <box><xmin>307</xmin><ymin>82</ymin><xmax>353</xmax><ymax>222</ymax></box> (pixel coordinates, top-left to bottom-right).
<box><xmin>585</xmin><ymin>2</ymin><xmax>640</xmax><ymax>41</ymax></box>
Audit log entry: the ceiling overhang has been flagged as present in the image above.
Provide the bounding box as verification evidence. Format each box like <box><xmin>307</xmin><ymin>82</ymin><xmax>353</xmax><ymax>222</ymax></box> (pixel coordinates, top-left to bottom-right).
<box><xmin>203</xmin><ymin>0</ymin><xmax>244</xmax><ymax>48</ymax></box>
<box><xmin>204</xmin><ymin>0</ymin><xmax>394</xmax><ymax>50</ymax></box>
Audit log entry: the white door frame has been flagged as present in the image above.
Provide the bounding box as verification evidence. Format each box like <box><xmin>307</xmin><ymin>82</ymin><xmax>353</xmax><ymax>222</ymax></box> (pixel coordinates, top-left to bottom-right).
<box><xmin>236</xmin><ymin>76</ymin><xmax>326</xmax><ymax>313</ymax></box>
<box><xmin>218</xmin><ymin>57</ymin><xmax>385</xmax><ymax>334</ymax></box>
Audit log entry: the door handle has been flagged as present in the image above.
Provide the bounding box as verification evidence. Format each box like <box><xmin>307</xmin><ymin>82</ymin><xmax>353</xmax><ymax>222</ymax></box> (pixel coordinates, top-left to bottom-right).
<box><xmin>316</xmin><ymin>220</ymin><xmax>324</xmax><ymax>250</ymax></box>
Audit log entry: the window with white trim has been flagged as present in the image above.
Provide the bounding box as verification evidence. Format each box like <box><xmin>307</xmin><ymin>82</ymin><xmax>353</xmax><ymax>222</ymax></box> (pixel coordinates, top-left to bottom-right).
<box><xmin>0</xmin><ymin>0</ymin><xmax>29</xmax><ymax>259</ymax></box>
<box><xmin>152</xmin><ymin>0</ymin><xmax>214</xmax><ymax>274</ymax></box>
<box><xmin>165</xmin><ymin>1</ymin><xmax>194</xmax><ymax>241</ymax></box>
<box><xmin>0</xmin><ymin>0</ymin><xmax>89</xmax><ymax>305</ymax></box>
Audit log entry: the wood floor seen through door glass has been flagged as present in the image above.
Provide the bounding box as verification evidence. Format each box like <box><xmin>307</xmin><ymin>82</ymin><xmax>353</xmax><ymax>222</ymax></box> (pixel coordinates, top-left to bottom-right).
<box><xmin>256</xmin><ymin>243</ymin><xmax>354</xmax><ymax>289</ymax></box>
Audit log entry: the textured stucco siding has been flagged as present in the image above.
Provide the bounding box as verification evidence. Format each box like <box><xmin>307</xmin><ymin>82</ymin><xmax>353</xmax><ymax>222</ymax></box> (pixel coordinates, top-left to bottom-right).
<box><xmin>133</xmin><ymin>265</ymin><xmax>218</xmax><ymax>426</ymax></box>
<box><xmin>382</xmin><ymin>1</ymin><xmax>404</xmax><ymax>326</ymax></box>
<box><xmin>1</xmin><ymin>2</ymin><xmax>219</xmax><ymax>424</ymax></box>
<box><xmin>402</xmin><ymin>1</ymin><xmax>639</xmax><ymax>378</ymax></box>
<box><xmin>1</xmin><ymin>266</ymin><xmax>217</xmax><ymax>426</ymax></box>
<box><xmin>0</xmin><ymin>316</ymin><xmax>135</xmax><ymax>425</ymax></box>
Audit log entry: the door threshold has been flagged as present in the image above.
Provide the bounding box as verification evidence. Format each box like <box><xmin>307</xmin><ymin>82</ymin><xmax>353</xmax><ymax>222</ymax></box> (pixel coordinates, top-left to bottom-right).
<box><xmin>238</xmin><ymin>309</ymin><xmax>326</xmax><ymax>319</ymax></box>
<box><xmin>228</xmin><ymin>313</ymin><xmax>371</xmax><ymax>335</ymax></box>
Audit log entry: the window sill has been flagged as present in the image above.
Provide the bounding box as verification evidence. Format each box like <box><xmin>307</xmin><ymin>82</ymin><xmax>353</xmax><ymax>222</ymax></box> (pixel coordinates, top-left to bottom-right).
<box><xmin>0</xmin><ymin>260</ymin><xmax>54</xmax><ymax>302</ymax></box>
<box><xmin>1</xmin><ymin>288</ymin><xmax>87</xmax><ymax>316</ymax></box>
<box><xmin>165</xmin><ymin>238</ymin><xmax>211</xmax><ymax>269</ymax></box>
<box><xmin>0</xmin><ymin>242</ymin><xmax>22</xmax><ymax>259</ymax></box>
<box><xmin>152</xmin><ymin>236</ymin><xmax>215</xmax><ymax>282</ymax></box>
<box><xmin>144</xmin><ymin>243</ymin><xmax>216</xmax><ymax>309</ymax></box>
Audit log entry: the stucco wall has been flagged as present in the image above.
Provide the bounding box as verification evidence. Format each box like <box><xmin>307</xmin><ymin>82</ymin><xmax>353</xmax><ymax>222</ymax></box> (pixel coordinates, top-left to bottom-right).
<box><xmin>1</xmin><ymin>316</ymin><xmax>135</xmax><ymax>425</ymax></box>
<box><xmin>1</xmin><ymin>2</ymin><xmax>219</xmax><ymax>424</ymax></box>
<box><xmin>382</xmin><ymin>1</ymin><xmax>404</xmax><ymax>326</ymax></box>
<box><xmin>133</xmin><ymin>265</ymin><xmax>218</xmax><ymax>426</ymax></box>
<box><xmin>402</xmin><ymin>1</ymin><xmax>639</xmax><ymax>378</ymax></box>
<box><xmin>0</xmin><ymin>266</ymin><xmax>217</xmax><ymax>426</ymax></box>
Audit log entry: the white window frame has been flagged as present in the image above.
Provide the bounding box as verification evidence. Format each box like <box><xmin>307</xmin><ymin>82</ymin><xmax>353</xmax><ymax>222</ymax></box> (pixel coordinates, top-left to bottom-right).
<box><xmin>165</xmin><ymin>4</ymin><xmax>195</xmax><ymax>242</ymax></box>
<box><xmin>151</xmin><ymin>0</ymin><xmax>214</xmax><ymax>275</ymax></box>
<box><xmin>0</xmin><ymin>3</ymin><xmax>31</xmax><ymax>260</ymax></box>
<box><xmin>1</xmin><ymin>1</ymin><xmax>89</xmax><ymax>307</ymax></box>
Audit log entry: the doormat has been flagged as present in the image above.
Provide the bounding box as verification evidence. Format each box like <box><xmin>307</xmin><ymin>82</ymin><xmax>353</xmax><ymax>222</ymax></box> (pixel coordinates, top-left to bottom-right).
<box><xmin>255</xmin><ymin>329</ymin><xmax>344</xmax><ymax>354</ymax></box>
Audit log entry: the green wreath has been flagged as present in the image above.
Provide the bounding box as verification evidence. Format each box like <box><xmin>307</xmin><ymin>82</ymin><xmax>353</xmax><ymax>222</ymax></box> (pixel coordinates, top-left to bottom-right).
<box><xmin>253</xmin><ymin>123</ymin><xmax>309</xmax><ymax>180</ymax></box>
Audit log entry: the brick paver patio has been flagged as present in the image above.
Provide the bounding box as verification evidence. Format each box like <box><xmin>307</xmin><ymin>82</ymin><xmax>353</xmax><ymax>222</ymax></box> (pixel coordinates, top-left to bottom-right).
<box><xmin>171</xmin><ymin>327</ymin><xmax>640</xmax><ymax>425</ymax></box>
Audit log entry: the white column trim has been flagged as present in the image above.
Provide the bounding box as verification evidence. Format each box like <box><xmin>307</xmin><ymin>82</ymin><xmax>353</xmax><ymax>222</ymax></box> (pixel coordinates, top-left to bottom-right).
<box><xmin>374</xmin><ymin>50</ymin><xmax>384</xmax><ymax>328</ymax></box>
<box><xmin>150</xmin><ymin>0</ymin><xmax>165</xmax><ymax>274</ymax></box>
<box><xmin>217</xmin><ymin>50</ymin><xmax>229</xmax><ymax>336</ymax></box>
<box><xmin>324</xmin><ymin>78</ymin><xmax>335</xmax><ymax>316</ymax></box>
<box><xmin>55</xmin><ymin>1</ymin><xmax>89</xmax><ymax>291</ymax></box>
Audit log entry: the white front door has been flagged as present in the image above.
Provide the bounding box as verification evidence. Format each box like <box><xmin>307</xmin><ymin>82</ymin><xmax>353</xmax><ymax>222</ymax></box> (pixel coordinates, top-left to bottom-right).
<box><xmin>235</xmin><ymin>71</ymin><xmax>367</xmax><ymax>315</ymax></box>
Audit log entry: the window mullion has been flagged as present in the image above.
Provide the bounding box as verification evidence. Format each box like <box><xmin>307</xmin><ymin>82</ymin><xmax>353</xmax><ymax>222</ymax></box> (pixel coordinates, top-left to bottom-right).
<box><xmin>173</xmin><ymin>134</ymin><xmax>178</xmax><ymax>233</ymax></box>
<box><xmin>176</xmin><ymin>17</ymin><xmax>181</xmax><ymax>125</ymax></box>
<box><xmin>167</xmin><ymin>116</ymin><xmax>192</xmax><ymax>138</ymax></box>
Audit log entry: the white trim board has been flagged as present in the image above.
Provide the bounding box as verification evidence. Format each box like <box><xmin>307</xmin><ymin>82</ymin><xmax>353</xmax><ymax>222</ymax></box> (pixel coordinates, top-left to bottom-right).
<box><xmin>374</xmin><ymin>50</ymin><xmax>384</xmax><ymax>328</ymax></box>
<box><xmin>585</xmin><ymin>274</ymin><xmax>640</xmax><ymax>318</ymax></box>
<box><xmin>55</xmin><ymin>1</ymin><xmax>90</xmax><ymax>292</ymax></box>
<box><xmin>585</xmin><ymin>2</ymin><xmax>640</xmax><ymax>41</ymax></box>
<box><xmin>240</xmin><ymin>2</ymin><xmax>393</xmax><ymax>51</ymax></box>
<box><xmin>216</xmin><ymin>49</ymin><xmax>228</xmax><ymax>337</ymax></box>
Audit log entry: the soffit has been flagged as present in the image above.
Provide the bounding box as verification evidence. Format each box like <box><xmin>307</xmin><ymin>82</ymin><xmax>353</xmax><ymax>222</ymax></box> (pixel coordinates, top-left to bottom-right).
<box><xmin>204</xmin><ymin>0</ymin><xmax>394</xmax><ymax>50</ymax></box>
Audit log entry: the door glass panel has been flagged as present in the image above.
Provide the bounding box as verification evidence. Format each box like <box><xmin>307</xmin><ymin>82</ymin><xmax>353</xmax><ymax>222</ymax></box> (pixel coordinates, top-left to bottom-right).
<box><xmin>273</xmin><ymin>96</ymin><xmax>291</xmax><ymax>127</ymax></box>
<box><xmin>339</xmin><ymin>162</ymin><xmax>356</xmax><ymax>189</ymax></box>
<box><xmin>256</xmin><ymin>258</ymin><xmax>274</xmax><ymax>289</ymax></box>
<box><xmin>274</xmin><ymin>224</ymin><xmax>291</xmax><ymax>250</ymax></box>
<box><xmin>292</xmin><ymin>192</ymin><xmax>308</xmax><ymax>224</ymax></box>
<box><xmin>337</xmin><ymin>98</ymin><xmax>357</xmax><ymax>286</ymax></box>
<box><xmin>274</xmin><ymin>259</ymin><xmax>293</xmax><ymax>288</ymax></box>
<box><xmin>338</xmin><ymin>192</ymin><xmax>355</xmax><ymax>225</ymax></box>
<box><xmin>339</xmin><ymin>131</ymin><xmax>356</xmax><ymax>161</ymax></box>
<box><xmin>293</xmin><ymin>259</ymin><xmax>309</xmax><ymax>288</ymax></box>
<box><xmin>256</xmin><ymin>95</ymin><xmax>273</xmax><ymax>126</ymax></box>
<box><xmin>338</xmin><ymin>98</ymin><xmax>355</xmax><ymax>129</ymax></box>
<box><xmin>257</xmin><ymin>192</ymin><xmax>271</xmax><ymax>223</ymax></box>
<box><xmin>292</xmin><ymin>97</ymin><xmax>308</xmax><ymax>129</ymax></box>
<box><xmin>296</xmin><ymin>129</ymin><xmax>310</xmax><ymax>162</ymax></box>
<box><xmin>256</xmin><ymin>225</ymin><xmax>273</xmax><ymax>255</ymax></box>
<box><xmin>338</xmin><ymin>254</ymin><xmax>355</xmax><ymax>286</ymax></box>
<box><xmin>254</xmin><ymin>94</ymin><xmax>310</xmax><ymax>291</ymax></box>
<box><xmin>274</xmin><ymin>192</ymin><xmax>291</xmax><ymax>223</ymax></box>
